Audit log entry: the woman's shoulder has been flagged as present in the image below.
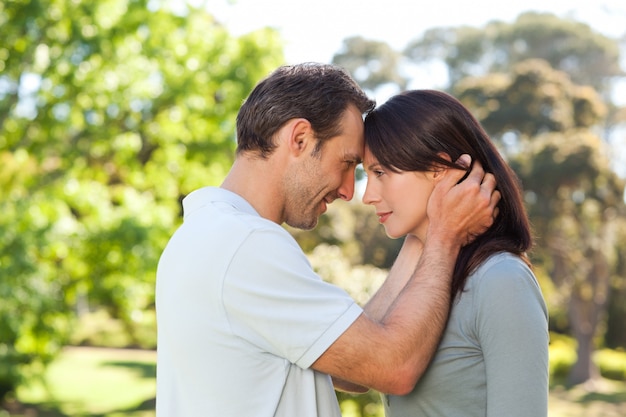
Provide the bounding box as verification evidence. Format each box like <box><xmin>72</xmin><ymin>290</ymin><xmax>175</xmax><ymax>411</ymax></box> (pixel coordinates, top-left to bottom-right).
<box><xmin>468</xmin><ymin>252</ymin><xmax>539</xmax><ymax>294</ymax></box>
<box><xmin>476</xmin><ymin>251</ymin><xmax>529</xmax><ymax>272</ymax></box>
<box><xmin>466</xmin><ymin>253</ymin><xmax>548</xmax><ymax>332</ymax></box>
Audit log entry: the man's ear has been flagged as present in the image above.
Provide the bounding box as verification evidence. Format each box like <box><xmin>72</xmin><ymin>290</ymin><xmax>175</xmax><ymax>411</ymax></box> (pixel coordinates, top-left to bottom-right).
<box><xmin>285</xmin><ymin>118</ymin><xmax>314</xmax><ymax>156</ymax></box>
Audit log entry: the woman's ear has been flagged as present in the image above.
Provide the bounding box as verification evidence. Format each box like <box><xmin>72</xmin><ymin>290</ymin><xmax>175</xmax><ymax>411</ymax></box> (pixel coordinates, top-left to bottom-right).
<box><xmin>432</xmin><ymin>152</ymin><xmax>452</xmax><ymax>180</ymax></box>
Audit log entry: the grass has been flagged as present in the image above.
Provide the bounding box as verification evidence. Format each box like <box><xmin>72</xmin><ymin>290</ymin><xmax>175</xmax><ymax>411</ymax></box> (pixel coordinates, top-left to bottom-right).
<box><xmin>2</xmin><ymin>346</ymin><xmax>625</xmax><ymax>417</ymax></box>
<box><xmin>549</xmin><ymin>379</ymin><xmax>626</xmax><ymax>417</ymax></box>
<box><xmin>7</xmin><ymin>347</ymin><xmax>156</xmax><ymax>417</ymax></box>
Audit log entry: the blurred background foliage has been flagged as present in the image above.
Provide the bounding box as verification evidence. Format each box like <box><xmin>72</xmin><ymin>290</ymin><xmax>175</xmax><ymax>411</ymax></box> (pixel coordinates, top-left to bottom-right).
<box><xmin>1</xmin><ymin>0</ymin><xmax>626</xmax><ymax>413</ymax></box>
<box><xmin>0</xmin><ymin>0</ymin><xmax>283</xmax><ymax>399</ymax></box>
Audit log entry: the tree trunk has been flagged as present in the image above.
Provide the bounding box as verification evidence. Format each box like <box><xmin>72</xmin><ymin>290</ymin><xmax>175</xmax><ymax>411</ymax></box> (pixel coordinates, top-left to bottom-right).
<box><xmin>567</xmin><ymin>245</ymin><xmax>611</xmax><ymax>386</ymax></box>
<box><xmin>567</xmin><ymin>301</ymin><xmax>600</xmax><ymax>385</ymax></box>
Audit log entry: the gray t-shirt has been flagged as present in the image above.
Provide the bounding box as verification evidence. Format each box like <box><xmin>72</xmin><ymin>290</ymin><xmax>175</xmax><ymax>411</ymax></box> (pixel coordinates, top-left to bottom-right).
<box><xmin>156</xmin><ymin>187</ymin><xmax>363</xmax><ymax>417</ymax></box>
<box><xmin>384</xmin><ymin>252</ymin><xmax>549</xmax><ymax>417</ymax></box>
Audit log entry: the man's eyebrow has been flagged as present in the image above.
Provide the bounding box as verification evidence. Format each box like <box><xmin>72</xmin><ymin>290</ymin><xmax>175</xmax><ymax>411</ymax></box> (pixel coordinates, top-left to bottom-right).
<box><xmin>345</xmin><ymin>153</ymin><xmax>362</xmax><ymax>164</ymax></box>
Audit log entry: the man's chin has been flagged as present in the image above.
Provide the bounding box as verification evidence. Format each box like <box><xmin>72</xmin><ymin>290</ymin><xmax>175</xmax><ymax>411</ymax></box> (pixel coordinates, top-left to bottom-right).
<box><xmin>286</xmin><ymin>217</ymin><xmax>318</xmax><ymax>231</ymax></box>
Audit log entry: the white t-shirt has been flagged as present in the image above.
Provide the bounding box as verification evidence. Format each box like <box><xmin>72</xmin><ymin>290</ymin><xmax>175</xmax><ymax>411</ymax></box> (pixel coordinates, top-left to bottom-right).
<box><xmin>156</xmin><ymin>187</ymin><xmax>363</xmax><ymax>417</ymax></box>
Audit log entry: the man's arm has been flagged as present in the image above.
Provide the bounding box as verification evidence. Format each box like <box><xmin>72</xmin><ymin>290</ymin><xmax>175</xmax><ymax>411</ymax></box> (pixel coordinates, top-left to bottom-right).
<box><xmin>314</xmin><ymin>156</ymin><xmax>500</xmax><ymax>395</ymax></box>
<box><xmin>332</xmin><ymin>235</ymin><xmax>423</xmax><ymax>393</ymax></box>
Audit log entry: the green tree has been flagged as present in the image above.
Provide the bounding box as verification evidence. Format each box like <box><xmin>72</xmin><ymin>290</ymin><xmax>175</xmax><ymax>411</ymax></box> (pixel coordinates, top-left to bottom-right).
<box><xmin>605</xmin><ymin>222</ymin><xmax>626</xmax><ymax>349</ymax></box>
<box><xmin>0</xmin><ymin>0</ymin><xmax>283</xmax><ymax>399</ymax></box>
<box><xmin>454</xmin><ymin>61</ymin><xmax>626</xmax><ymax>385</ymax></box>
<box><xmin>512</xmin><ymin>129</ymin><xmax>625</xmax><ymax>384</ymax></box>
<box><xmin>332</xmin><ymin>36</ymin><xmax>408</xmax><ymax>96</ymax></box>
<box><xmin>403</xmin><ymin>11</ymin><xmax>626</xmax><ymax>176</ymax></box>
<box><xmin>455</xmin><ymin>59</ymin><xmax>607</xmax><ymax>145</ymax></box>
<box><xmin>404</xmin><ymin>11</ymin><xmax>622</xmax><ymax>94</ymax></box>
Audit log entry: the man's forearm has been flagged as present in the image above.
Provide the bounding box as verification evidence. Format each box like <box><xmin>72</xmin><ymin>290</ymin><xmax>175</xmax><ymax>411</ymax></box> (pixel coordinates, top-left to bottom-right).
<box><xmin>377</xmin><ymin>236</ymin><xmax>459</xmax><ymax>382</ymax></box>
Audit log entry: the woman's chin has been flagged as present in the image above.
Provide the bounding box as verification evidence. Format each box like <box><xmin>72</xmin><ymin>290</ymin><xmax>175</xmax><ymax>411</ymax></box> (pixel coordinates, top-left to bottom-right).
<box><xmin>384</xmin><ymin>229</ymin><xmax>404</xmax><ymax>240</ymax></box>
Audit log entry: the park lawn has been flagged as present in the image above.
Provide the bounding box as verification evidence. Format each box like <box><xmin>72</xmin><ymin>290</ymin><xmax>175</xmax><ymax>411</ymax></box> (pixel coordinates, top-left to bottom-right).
<box><xmin>548</xmin><ymin>378</ymin><xmax>626</xmax><ymax>417</ymax></box>
<box><xmin>9</xmin><ymin>346</ymin><xmax>626</xmax><ymax>417</ymax></box>
<box><xmin>15</xmin><ymin>347</ymin><xmax>157</xmax><ymax>417</ymax></box>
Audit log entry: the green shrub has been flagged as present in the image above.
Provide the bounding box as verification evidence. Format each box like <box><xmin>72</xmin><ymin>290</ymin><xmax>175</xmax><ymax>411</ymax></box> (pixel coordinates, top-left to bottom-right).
<box><xmin>549</xmin><ymin>333</ymin><xmax>577</xmax><ymax>383</ymax></box>
<box><xmin>70</xmin><ymin>309</ymin><xmax>156</xmax><ymax>349</ymax></box>
<box><xmin>549</xmin><ymin>333</ymin><xmax>626</xmax><ymax>383</ymax></box>
<box><xmin>594</xmin><ymin>349</ymin><xmax>626</xmax><ymax>381</ymax></box>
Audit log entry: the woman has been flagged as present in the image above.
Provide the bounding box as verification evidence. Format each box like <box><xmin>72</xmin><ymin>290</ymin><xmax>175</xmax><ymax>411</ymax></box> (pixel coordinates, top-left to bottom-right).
<box><xmin>361</xmin><ymin>90</ymin><xmax>549</xmax><ymax>417</ymax></box>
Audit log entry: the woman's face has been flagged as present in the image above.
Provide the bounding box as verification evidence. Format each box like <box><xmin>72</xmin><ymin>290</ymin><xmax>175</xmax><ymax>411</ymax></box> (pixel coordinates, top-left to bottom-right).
<box><xmin>362</xmin><ymin>146</ymin><xmax>437</xmax><ymax>241</ymax></box>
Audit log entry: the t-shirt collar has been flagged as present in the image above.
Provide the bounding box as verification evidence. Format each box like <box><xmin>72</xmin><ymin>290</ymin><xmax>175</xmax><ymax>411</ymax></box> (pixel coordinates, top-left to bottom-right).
<box><xmin>182</xmin><ymin>186</ymin><xmax>260</xmax><ymax>218</ymax></box>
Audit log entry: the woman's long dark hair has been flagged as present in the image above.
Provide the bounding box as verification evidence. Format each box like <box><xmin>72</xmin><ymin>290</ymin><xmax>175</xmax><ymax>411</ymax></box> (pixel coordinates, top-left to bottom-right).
<box><xmin>364</xmin><ymin>90</ymin><xmax>532</xmax><ymax>300</ymax></box>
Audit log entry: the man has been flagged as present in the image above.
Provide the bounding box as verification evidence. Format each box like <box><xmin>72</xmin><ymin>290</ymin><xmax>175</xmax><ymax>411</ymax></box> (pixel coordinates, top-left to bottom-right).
<box><xmin>155</xmin><ymin>63</ymin><xmax>499</xmax><ymax>416</ymax></box>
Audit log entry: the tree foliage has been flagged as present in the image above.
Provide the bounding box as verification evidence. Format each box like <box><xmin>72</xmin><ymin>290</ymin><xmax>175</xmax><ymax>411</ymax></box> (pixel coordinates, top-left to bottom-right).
<box><xmin>455</xmin><ymin>59</ymin><xmax>607</xmax><ymax>142</ymax></box>
<box><xmin>0</xmin><ymin>0</ymin><xmax>283</xmax><ymax>399</ymax></box>
<box><xmin>404</xmin><ymin>12</ymin><xmax>623</xmax><ymax>94</ymax></box>
<box><xmin>513</xmin><ymin>130</ymin><xmax>625</xmax><ymax>383</ymax></box>
<box><xmin>333</xmin><ymin>36</ymin><xmax>408</xmax><ymax>94</ymax></box>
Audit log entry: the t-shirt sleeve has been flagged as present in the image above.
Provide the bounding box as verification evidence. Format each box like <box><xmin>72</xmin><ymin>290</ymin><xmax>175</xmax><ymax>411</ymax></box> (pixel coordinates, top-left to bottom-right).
<box><xmin>474</xmin><ymin>256</ymin><xmax>549</xmax><ymax>417</ymax></box>
<box><xmin>222</xmin><ymin>226</ymin><xmax>363</xmax><ymax>369</ymax></box>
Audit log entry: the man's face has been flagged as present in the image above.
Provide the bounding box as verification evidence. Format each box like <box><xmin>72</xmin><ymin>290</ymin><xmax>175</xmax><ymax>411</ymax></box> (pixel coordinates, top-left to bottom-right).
<box><xmin>283</xmin><ymin>105</ymin><xmax>365</xmax><ymax>230</ymax></box>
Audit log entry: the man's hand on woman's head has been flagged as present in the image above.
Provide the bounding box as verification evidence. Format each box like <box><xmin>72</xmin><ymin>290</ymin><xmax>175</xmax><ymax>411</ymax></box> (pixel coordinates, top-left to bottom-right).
<box><xmin>426</xmin><ymin>154</ymin><xmax>500</xmax><ymax>248</ymax></box>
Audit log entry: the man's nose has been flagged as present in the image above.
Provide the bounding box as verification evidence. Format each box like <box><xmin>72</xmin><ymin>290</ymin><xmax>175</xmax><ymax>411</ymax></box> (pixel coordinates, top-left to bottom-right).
<box><xmin>337</xmin><ymin>170</ymin><xmax>356</xmax><ymax>201</ymax></box>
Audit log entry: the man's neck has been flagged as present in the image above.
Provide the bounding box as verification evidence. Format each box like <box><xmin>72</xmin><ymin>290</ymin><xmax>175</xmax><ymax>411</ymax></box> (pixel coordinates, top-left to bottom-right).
<box><xmin>221</xmin><ymin>156</ymin><xmax>285</xmax><ymax>224</ymax></box>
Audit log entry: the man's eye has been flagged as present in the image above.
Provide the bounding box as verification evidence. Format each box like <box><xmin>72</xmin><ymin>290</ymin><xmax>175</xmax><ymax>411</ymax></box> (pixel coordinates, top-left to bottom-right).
<box><xmin>374</xmin><ymin>170</ymin><xmax>384</xmax><ymax>177</ymax></box>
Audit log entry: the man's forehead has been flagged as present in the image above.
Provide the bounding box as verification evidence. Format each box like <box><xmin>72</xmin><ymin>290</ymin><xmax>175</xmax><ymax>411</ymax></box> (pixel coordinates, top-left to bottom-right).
<box><xmin>324</xmin><ymin>131</ymin><xmax>363</xmax><ymax>160</ymax></box>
